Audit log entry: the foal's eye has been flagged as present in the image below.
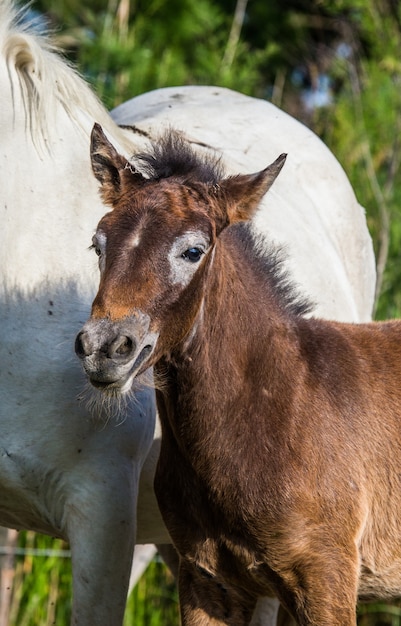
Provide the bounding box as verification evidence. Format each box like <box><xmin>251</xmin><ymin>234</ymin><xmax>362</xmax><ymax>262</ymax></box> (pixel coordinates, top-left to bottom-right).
<box><xmin>181</xmin><ymin>247</ymin><xmax>203</xmax><ymax>263</ymax></box>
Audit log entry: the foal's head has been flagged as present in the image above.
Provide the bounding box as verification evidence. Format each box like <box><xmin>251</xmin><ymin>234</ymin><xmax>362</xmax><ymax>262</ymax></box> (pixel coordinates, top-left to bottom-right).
<box><xmin>75</xmin><ymin>123</ymin><xmax>286</xmax><ymax>393</ymax></box>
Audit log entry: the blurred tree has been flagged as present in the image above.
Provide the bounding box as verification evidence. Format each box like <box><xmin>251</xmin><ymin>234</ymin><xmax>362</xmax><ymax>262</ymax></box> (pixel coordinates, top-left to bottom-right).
<box><xmin>313</xmin><ymin>0</ymin><xmax>401</xmax><ymax>319</ymax></box>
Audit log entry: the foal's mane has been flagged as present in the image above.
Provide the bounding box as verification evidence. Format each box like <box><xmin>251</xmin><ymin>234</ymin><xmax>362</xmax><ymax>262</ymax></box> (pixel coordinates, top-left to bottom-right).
<box><xmin>135</xmin><ymin>131</ymin><xmax>313</xmax><ymax>318</ymax></box>
<box><xmin>1</xmin><ymin>0</ymin><xmax>130</xmax><ymax>150</ymax></box>
<box><xmin>231</xmin><ymin>224</ymin><xmax>313</xmax><ymax>317</ymax></box>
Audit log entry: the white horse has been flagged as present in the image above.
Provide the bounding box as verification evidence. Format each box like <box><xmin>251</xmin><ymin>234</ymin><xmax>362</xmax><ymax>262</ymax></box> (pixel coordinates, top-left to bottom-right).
<box><xmin>0</xmin><ymin>1</ymin><xmax>375</xmax><ymax>624</ymax></box>
<box><xmin>0</xmin><ymin>3</ymin><xmax>166</xmax><ymax>625</ymax></box>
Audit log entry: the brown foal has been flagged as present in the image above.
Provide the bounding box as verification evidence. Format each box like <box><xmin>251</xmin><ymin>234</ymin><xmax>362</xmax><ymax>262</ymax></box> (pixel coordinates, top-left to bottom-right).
<box><xmin>76</xmin><ymin>123</ymin><xmax>401</xmax><ymax>625</ymax></box>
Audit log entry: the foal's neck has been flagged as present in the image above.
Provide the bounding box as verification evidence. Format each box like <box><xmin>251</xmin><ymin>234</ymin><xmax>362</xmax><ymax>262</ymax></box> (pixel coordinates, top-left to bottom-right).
<box><xmin>198</xmin><ymin>227</ymin><xmax>296</xmax><ymax>353</ymax></box>
<box><xmin>155</xmin><ymin>226</ymin><xmax>305</xmax><ymax>491</ymax></box>
<box><xmin>161</xmin><ymin>225</ymin><xmax>299</xmax><ymax>420</ymax></box>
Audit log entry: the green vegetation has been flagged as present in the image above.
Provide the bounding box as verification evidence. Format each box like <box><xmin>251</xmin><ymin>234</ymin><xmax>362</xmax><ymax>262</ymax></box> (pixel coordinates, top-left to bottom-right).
<box><xmin>126</xmin><ymin>557</ymin><xmax>178</xmax><ymax>625</ymax></box>
<box><xmin>3</xmin><ymin>531</ymin><xmax>179</xmax><ymax>625</ymax></box>
<box><xmin>4</xmin><ymin>0</ymin><xmax>401</xmax><ymax>623</ymax></box>
<box><xmin>3</xmin><ymin>532</ymin><xmax>72</xmax><ymax>625</ymax></box>
<box><xmin>314</xmin><ymin>1</ymin><xmax>401</xmax><ymax>320</ymax></box>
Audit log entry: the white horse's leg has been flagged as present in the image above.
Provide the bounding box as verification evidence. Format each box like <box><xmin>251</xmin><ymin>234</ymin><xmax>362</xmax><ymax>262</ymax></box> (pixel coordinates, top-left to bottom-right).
<box><xmin>68</xmin><ymin>485</ymin><xmax>136</xmax><ymax>626</ymax></box>
<box><xmin>250</xmin><ymin>598</ymin><xmax>281</xmax><ymax>626</ymax></box>
<box><xmin>64</xmin><ymin>384</ymin><xmax>156</xmax><ymax>625</ymax></box>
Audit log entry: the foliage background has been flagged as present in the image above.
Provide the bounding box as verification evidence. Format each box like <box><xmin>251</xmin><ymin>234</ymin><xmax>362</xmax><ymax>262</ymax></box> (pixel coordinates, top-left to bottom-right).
<box><xmin>4</xmin><ymin>0</ymin><xmax>401</xmax><ymax>624</ymax></box>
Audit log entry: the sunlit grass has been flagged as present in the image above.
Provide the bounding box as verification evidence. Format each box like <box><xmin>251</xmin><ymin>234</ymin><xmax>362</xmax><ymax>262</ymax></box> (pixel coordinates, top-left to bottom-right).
<box><xmin>5</xmin><ymin>532</ymin><xmax>72</xmax><ymax>626</ymax></box>
<box><xmin>3</xmin><ymin>532</ymin><xmax>401</xmax><ymax>626</ymax></box>
<box><xmin>124</xmin><ymin>558</ymin><xmax>178</xmax><ymax>626</ymax></box>
<box><xmin>3</xmin><ymin>531</ymin><xmax>401</xmax><ymax>625</ymax></box>
<box><xmin>1</xmin><ymin>531</ymin><xmax>178</xmax><ymax>626</ymax></box>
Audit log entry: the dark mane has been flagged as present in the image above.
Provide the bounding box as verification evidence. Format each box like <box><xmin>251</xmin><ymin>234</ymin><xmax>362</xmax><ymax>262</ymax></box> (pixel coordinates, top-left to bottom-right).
<box><xmin>229</xmin><ymin>223</ymin><xmax>314</xmax><ymax>318</ymax></box>
<box><xmin>133</xmin><ymin>130</ymin><xmax>225</xmax><ymax>184</ymax></box>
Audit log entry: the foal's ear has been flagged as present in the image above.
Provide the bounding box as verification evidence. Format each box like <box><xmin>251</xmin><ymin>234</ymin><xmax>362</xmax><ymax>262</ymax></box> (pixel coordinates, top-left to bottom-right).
<box><xmin>90</xmin><ymin>123</ymin><xmax>145</xmax><ymax>204</ymax></box>
<box><xmin>220</xmin><ymin>153</ymin><xmax>287</xmax><ymax>224</ymax></box>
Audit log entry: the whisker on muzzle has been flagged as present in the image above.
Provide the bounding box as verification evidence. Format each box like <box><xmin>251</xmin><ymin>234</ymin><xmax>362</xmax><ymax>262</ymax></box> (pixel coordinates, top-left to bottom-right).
<box><xmin>77</xmin><ymin>368</ymin><xmax>157</xmax><ymax>425</ymax></box>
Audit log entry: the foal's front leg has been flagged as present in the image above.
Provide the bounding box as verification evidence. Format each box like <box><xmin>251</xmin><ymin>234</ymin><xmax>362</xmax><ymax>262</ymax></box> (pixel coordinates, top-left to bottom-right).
<box><xmin>270</xmin><ymin>545</ymin><xmax>359</xmax><ymax>626</ymax></box>
<box><xmin>178</xmin><ymin>560</ymin><xmax>256</xmax><ymax>626</ymax></box>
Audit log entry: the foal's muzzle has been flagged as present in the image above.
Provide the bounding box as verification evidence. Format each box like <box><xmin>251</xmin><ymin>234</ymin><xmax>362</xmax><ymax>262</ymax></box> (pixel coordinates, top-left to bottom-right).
<box><xmin>75</xmin><ymin>313</ymin><xmax>158</xmax><ymax>392</ymax></box>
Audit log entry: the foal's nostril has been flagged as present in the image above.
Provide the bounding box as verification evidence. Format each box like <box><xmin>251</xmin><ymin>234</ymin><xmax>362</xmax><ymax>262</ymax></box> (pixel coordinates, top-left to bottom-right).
<box><xmin>116</xmin><ymin>336</ymin><xmax>133</xmax><ymax>356</ymax></box>
<box><xmin>108</xmin><ymin>335</ymin><xmax>135</xmax><ymax>359</ymax></box>
<box><xmin>75</xmin><ymin>331</ymin><xmax>92</xmax><ymax>359</ymax></box>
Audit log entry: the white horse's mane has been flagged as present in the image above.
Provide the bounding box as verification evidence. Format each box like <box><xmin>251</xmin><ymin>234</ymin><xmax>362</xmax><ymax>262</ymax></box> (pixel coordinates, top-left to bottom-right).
<box><xmin>1</xmin><ymin>0</ymin><xmax>132</xmax><ymax>151</ymax></box>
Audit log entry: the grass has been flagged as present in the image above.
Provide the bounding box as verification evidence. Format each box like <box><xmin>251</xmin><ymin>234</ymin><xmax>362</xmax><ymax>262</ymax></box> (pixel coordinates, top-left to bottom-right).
<box><xmin>3</xmin><ymin>532</ymin><xmax>72</xmax><ymax>626</ymax></box>
<box><xmin>3</xmin><ymin>531</ymin><xmax>401</xmax><ymax>625</ymax></box>
<box><xmin>1</xmin><ymin>531</ymin><xmax>178</xmax><ymax>626</ymax></box>
<box><xmin>125</xmin><ymin>558</ymin><xmax>179</xmax><ymax>626</ymax></box>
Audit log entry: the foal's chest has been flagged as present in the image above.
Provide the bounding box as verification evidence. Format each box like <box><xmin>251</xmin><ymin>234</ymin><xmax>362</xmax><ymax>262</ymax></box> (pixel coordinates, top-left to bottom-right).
<box><xmin>155</xmin><ymin>452</ymin><xmax>272</xmax><ymax>596</ymax></box>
